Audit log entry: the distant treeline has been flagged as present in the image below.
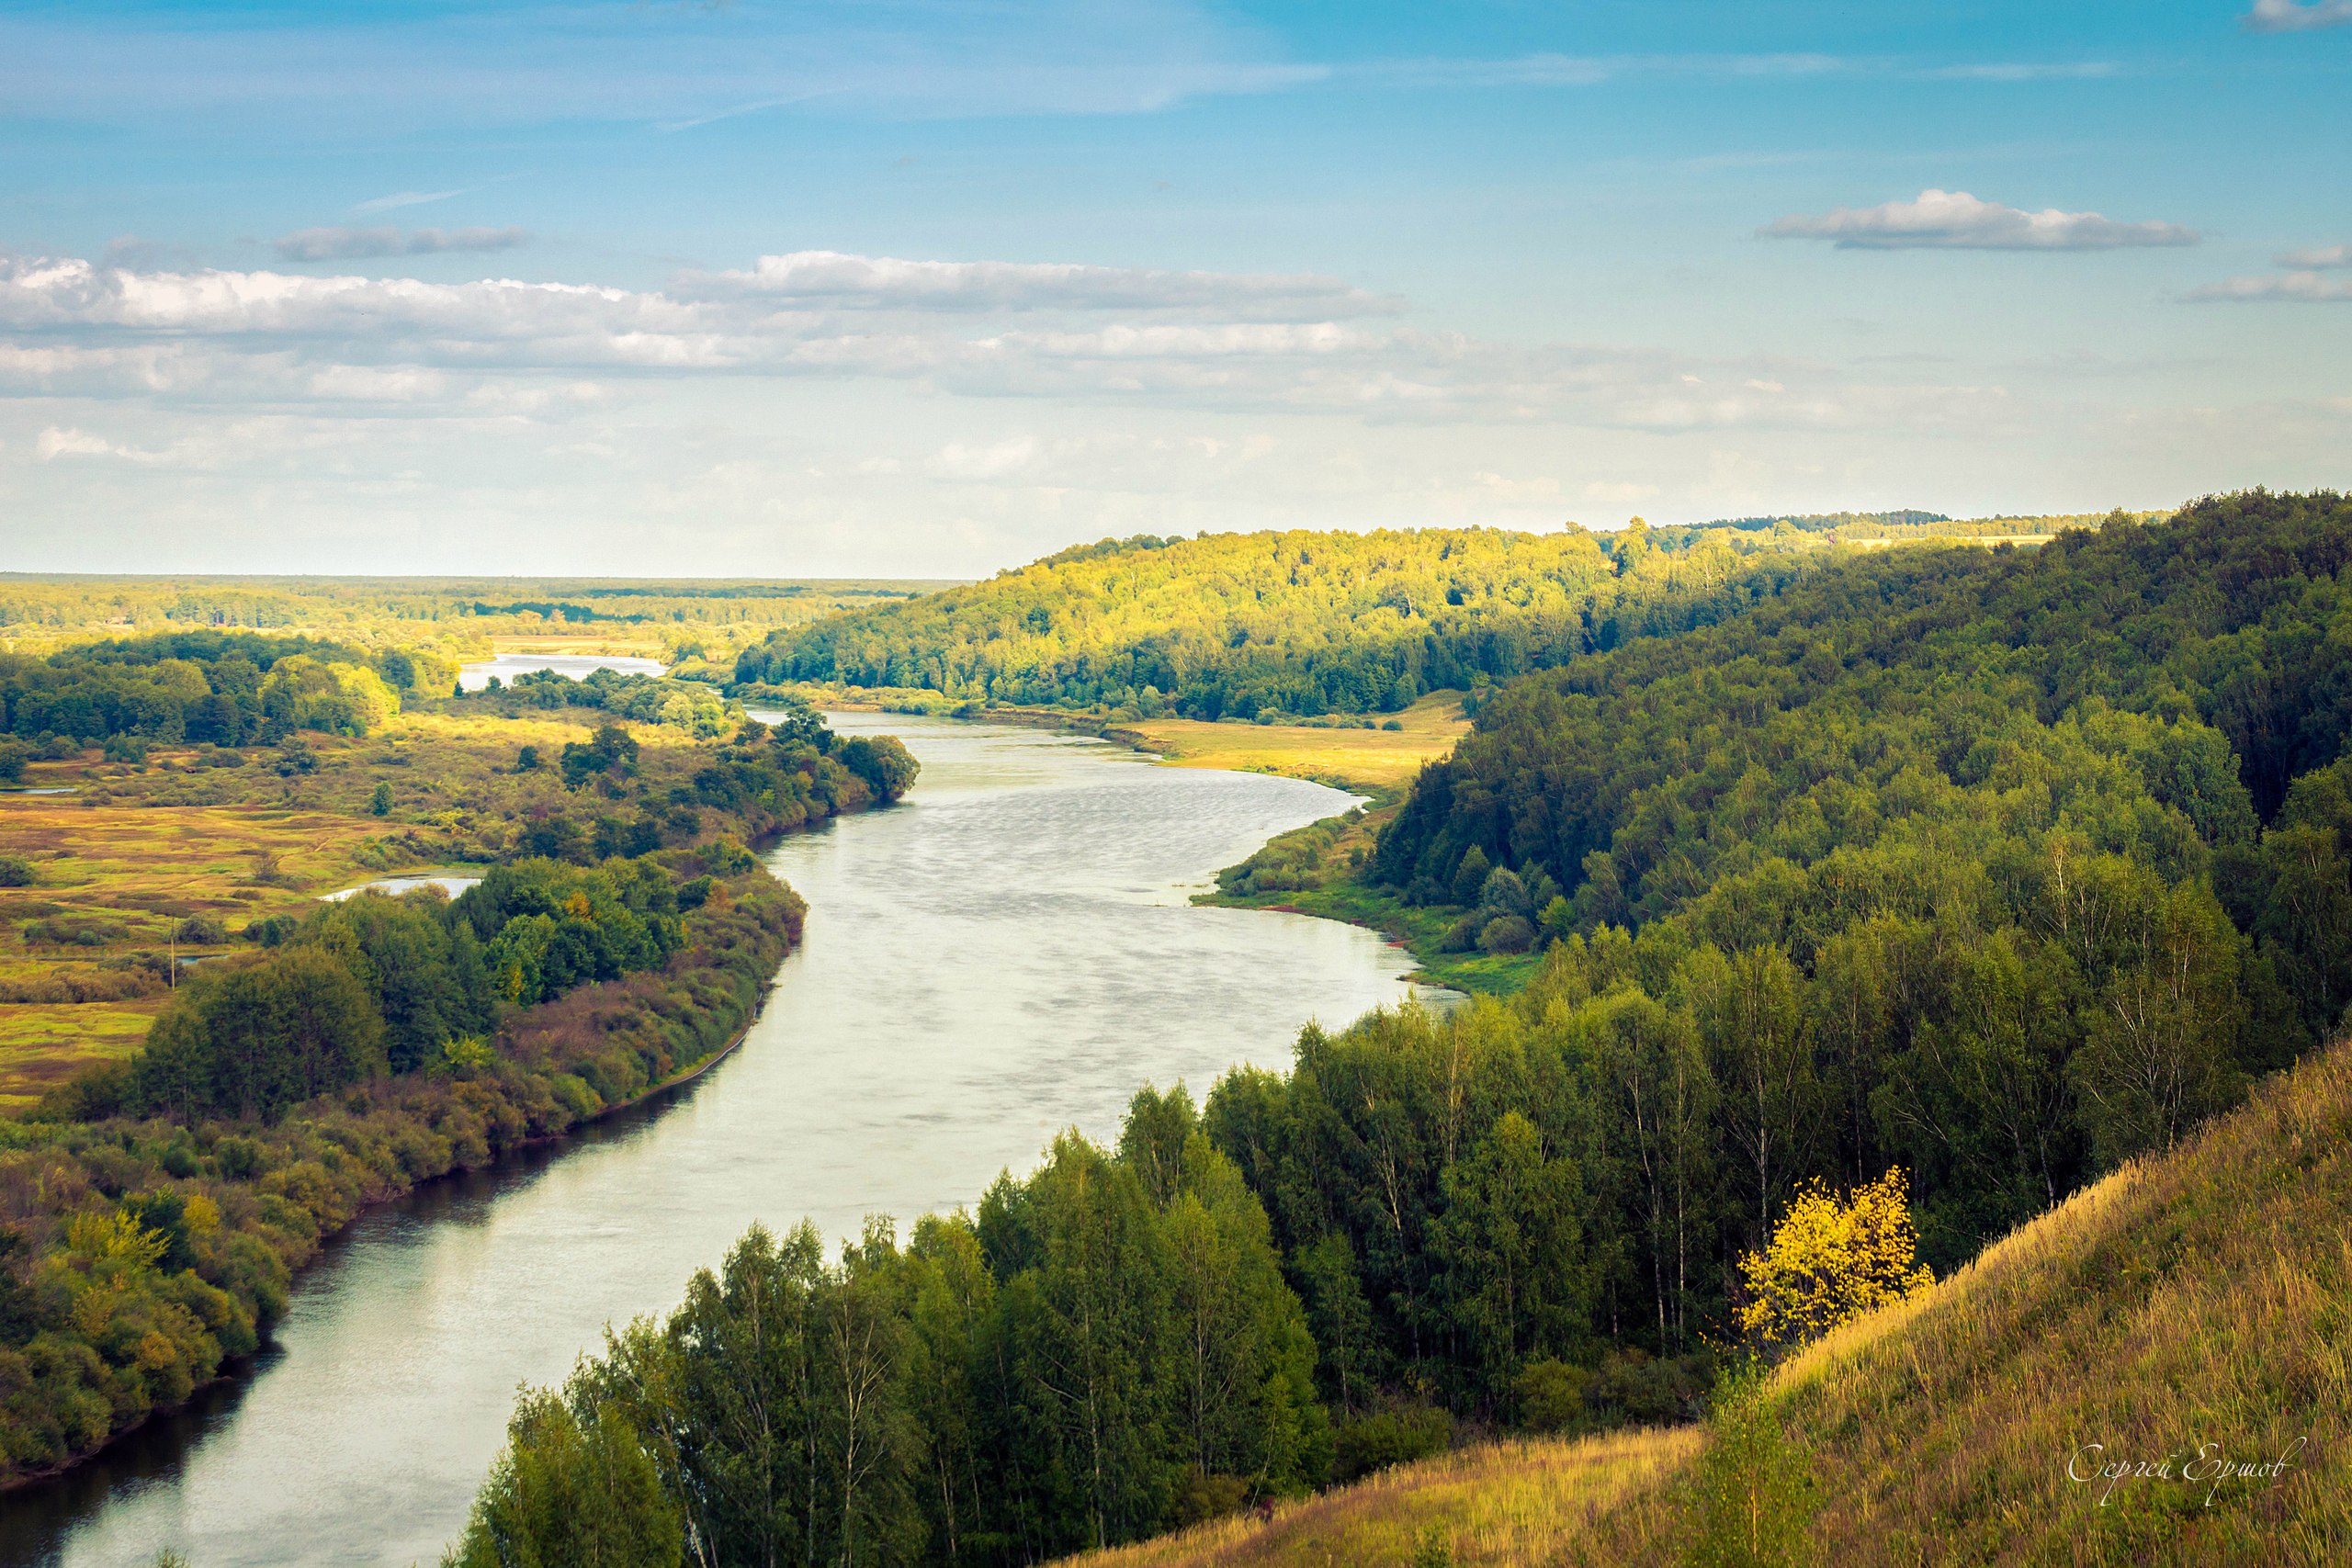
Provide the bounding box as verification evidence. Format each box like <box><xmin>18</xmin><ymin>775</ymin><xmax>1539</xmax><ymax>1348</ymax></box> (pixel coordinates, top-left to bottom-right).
<box><xmin>736</xmin><ymin>526</ymin><xmax>1820</xmax><ymax>720</ymax></box>
<box><xmin>735</xmin><ymin>519</ymin><xmax>2086</xmax><ymax>722</ymax></box>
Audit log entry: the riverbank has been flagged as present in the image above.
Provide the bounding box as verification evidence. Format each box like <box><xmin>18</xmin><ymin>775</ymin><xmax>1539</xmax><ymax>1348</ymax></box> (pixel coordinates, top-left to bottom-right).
<box><xmin>0</xmin><ymin>869</ymin><xmax>801</xmax><ymax>1489</ymax></box>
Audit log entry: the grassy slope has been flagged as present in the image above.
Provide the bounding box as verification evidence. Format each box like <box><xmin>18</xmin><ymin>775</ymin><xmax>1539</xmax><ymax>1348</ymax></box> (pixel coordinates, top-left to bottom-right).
<box><xmin>1058</xmin><ymin>1036</ymin><xmax>2352</xmax><ymax>1567</ymax></box>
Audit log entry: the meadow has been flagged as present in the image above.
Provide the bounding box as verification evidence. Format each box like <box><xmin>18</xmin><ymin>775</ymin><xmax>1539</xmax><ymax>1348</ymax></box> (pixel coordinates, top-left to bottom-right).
<box><xmin>1110</xmin><ymin>690</ymin><xmax>1472</xmax><ymax>794</ymax></box>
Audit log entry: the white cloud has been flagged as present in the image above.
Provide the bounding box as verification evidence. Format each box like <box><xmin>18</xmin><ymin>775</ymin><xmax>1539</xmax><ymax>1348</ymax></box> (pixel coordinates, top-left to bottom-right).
<box><xmin>2186</xmin><ymin>272</ymin><xmax>2352</xmax><ymax>303</ymax></box>
<box><xmin>684</xmin><ymin>250</ymin><xmax>1397</xmax><ymax>319</ymax></box>
<box><xmin>274</xmin><ymin>226</ymin><xmax>531</xmax><ymax>262</ymax></box>
<box><xmin>1925</xmin><ymin>62</ymin><xmax>2119</xmax><ymax>82</ymax></box>
<box><xmin>1761</xmin><ymin>188</ymin><xmax>2199</xmax><ymax>251</ymax></box>
<box><xmin>35</xmin><ymin>426</ymin><xmax>119</xmax><ymax>460</ymax></box>
<box><xmin>2278</xmin><ymin>243</ymin><xmax>2352</xmax><ymax>269</ymax></box>
<box><xmin>2243</xmin><ymin>0</ymin><xmax>2352</xmax><ymax>33</ymax></box>
<box><xmin>352</xmin><ymin>188</ymin><xmax>470</xmax><ymax>213</ymax></box>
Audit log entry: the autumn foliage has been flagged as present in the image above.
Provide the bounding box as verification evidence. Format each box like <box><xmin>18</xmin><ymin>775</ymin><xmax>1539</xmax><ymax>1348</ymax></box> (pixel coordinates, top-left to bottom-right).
<box><xmin>1735</xmin><ymin>1170</ymin><xmax>1933</xmax><ymax>1351</ymax></box>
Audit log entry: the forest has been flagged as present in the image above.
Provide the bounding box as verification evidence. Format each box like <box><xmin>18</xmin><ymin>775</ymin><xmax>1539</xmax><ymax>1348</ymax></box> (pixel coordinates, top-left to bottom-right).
<box><xmin>730</xmin><ymin>515</ymin><xmax>2079</xmax><ymax>722</ymax></box>
<box><xmin>452</xmin><ymin>1090</ymin><xmax>1325</xmax><ymax>1567</ymax></box>
<box><xmin>448</xmin><ymin>491</ymin><xmax>2352</xmax><ymax>1566</ymax></box>
<box><xmin>0</xmin><ymin>631</ymin><xmax>431</xmax><ymax>751</ymax></box>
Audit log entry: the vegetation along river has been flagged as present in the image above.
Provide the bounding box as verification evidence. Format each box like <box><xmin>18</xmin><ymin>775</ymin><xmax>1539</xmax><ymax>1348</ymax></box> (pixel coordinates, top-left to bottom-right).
<box><xmin>3</xmin><ymin>713</ymin><xmax>1449</xmax><ymax>1567</ymax></box>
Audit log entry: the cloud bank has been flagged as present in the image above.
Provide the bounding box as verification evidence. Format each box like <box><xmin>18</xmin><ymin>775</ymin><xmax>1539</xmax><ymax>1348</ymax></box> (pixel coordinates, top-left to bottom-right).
<box><xmin>272</xmin><ymin>226</ymin><xmax>531</xmax><ymax>263</ymax></box>
<box><xmin>681</xmin><ymin>251</ymin><xmax>1397</xmax><ymax>318</ymax></box>
<box><xmin>0</xmin><ymin>247</ymin><xmax>2004</xmax><ymax>437</ymax></box>
<box><xmin>1761</xmin><ymin>189</ymin><xmax>2199</xmax><ymax>251</ymax></box>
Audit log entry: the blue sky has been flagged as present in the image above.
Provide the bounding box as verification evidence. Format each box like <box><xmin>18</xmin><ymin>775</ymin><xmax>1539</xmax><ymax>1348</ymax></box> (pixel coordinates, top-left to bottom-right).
<box><xmin>1</xmin><ymin>0</ymin><xmax>2346</xmax><ymax>575</ymax></box>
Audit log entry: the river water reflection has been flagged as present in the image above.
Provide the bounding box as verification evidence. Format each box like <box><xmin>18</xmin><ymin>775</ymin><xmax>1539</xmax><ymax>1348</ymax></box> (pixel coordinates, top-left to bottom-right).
<box><xmin>4</xmin><ymin>714</ymin><xmax>1449</xmax><ymax>1567</ymax></box>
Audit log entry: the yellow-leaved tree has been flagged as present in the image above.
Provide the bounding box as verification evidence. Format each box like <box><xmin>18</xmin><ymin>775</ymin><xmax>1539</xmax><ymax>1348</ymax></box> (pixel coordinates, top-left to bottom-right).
<box><xmin>1736</xmin><ymin>1168</ymin><xmax>1934</xmax><ymax>1350</ymax></box>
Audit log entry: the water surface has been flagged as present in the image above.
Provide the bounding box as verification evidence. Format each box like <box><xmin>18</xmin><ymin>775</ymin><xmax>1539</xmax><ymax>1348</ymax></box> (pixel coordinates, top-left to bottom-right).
<box><xmin>456</xmin><ymin>653</ymin><xmax>666</xmax><ymax>692</ymax></box>
<box><xmin>5</xmin><ymin>714</ymin><xmax>1442</xmax><ymax>1566</ymax></box>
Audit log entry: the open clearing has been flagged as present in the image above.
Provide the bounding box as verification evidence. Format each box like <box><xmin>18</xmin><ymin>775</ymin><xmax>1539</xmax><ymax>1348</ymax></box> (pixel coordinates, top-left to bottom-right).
<box><xmin>1114</xmin><ymin>691</ymin><xmax>1471</xmax><ymax>794</ymax></box>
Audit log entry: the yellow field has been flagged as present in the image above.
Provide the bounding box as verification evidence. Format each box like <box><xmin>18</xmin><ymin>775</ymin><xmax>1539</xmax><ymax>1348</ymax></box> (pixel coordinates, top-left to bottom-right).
<box><xmin>1112</xmin><ymin>692</ymin><xmax>1472</xmax><ymax>793</ymax></box>
<box><xmin>0</xmin><ymin>996</ymin><xmax>164</xmax><ymax>1108</ymax></box>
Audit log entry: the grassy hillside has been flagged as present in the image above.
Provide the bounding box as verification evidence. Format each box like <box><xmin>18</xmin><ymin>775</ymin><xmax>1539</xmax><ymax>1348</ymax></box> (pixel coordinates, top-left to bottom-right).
<box><xmin>1060</xmin><ymin>1031</ymin><xmax>2352</xmax><ymax>1566</ymax></box>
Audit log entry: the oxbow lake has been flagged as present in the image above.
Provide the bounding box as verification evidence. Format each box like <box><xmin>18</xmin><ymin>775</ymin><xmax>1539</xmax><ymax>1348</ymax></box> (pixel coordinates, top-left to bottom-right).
<box><xmin>455</xmin><ymin>653</ymin><xmax>666</xmax><ymax>692</ymax></box>
<box><xmin>3</xmin><ymin>712</ymin><xmax>1454</xmax><ymax>1567</ymax></box>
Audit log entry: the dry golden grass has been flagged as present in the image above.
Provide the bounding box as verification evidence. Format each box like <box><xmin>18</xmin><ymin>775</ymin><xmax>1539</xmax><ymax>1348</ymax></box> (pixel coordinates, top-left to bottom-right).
<box><xmin>1063</xmin><ymin>1037</ymin><xmax>2352</xmax><ymax>1568</ymax></box>
<box><xmin>1069</xmin><ymin>1428</ymin><xmax>1700</xmax><ymax>1568</ymax></box>
<box><xmin>1114</xmin><ymin>691</ymin><xmax>1472</xmax><ymax>793</ymax></box>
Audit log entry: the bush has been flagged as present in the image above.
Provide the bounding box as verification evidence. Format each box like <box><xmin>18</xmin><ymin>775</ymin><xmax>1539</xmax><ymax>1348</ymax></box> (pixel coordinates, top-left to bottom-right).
<box><xmin>1331</xmin><ymin>1403</ymin><xmax>1453</xmax><ymax>1482</ymax></box>
<box><xmin>1685</xmin><ymin>1359</ymin><xmax>1815</xmax><ymax>1568</ymax></box>
<box><xmin>0</xmin><ymin>856</ymin><xmax>36</xmax><ymax>888</ymax></box>
<box><xmin>1514</xmin><ymin>1357</ymin><xmax>1591</xmax><ymax>1431</ymax></box>
<box><xmin>1381</xmin><ymin>718</ymin><xmax>1404</xmax><ymax>731</ymax></box>
<box><xmin>174</xmin><ymin>915</ymin><xmax>229</xmax><ymax>944</ymax></box>
<box><xmin>1478</xmin><ymin>914</ymin><xmax>1535</xmax><ymax>954</ymax></box>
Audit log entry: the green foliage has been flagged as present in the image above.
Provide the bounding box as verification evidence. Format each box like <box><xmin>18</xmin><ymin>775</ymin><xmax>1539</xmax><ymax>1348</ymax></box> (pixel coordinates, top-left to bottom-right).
<box><xmin>1355</xmin><ymin>491</ymin><xmax>2352</xmax><ymax>1269</ymax></box>
<box><xmin>1684</xmin><ymin>1359</ymin><xmax>1815</xmax><ymax>1568</ymax></box>
<box><xmin>736</xmin><ymin>526</ymin><xmax>1838</xmax><ymax>719</ymax></box>
<box><xmin>494</xmin><ymin>1085</ymin><xmax>1325</xmax><ymax>1564</ymax></box>
<box><xmin>444</xmin><ymin>1387</ymin><xmax>681</xmax><ymax>1568</ymax></box>
<box><xmin>0</xmin><ymin>631</ymin><xmax>404</xmax><ymax>748</ymax></box>
<box><xmin>469</xmin><ymin>669</ymin><xmax>731</xmax><ymax>739</ymax></box>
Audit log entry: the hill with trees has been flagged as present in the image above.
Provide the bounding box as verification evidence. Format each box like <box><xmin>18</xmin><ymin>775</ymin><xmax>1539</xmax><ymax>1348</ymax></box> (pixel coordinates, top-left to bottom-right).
<box><xmin>730</xmin><ymin>515</ymin><xmax>2093</xmax><ymax>722</ymax></box>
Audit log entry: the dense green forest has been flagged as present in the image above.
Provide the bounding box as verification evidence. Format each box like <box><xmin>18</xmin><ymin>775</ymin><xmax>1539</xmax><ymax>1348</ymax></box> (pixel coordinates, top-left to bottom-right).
<box><xmin>452</xmin><ymin>491</ymin><xmax>2352</xmax><ymax>1567</ymax></box>
<box><xmin>0</xmin><ymin>705</ymin><xmax>918</xmax><ymax>1481</ymax></box>
<box><xmin>736</xmin><ymin>526</ymin><xmax>1808</xmax><ymax>720</ymax></box>
<box><xmin>1352</xmin><ymin>490</ymin><xmax>2352</xmax><ymax>1302</ymax></box>
<box><xmin>0</xmin><ymin>631</ymin><xmax>432</xmax><ymax>752</ymax></box>
<box><xmin>731</xmin><ymin>516</ymin><xmax>2082</xmax><ymax>722</ymax></box>
<box><xmin>452</xmin><ymin>1091</ymin><xmax>1326</xmax><ymax>1567</ymax></box>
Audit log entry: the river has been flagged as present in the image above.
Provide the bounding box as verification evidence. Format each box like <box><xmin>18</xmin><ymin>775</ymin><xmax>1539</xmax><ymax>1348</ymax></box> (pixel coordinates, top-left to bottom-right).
<box><xmin>2</xmin><ymin>714</ymin><xmax>1448</xmax><ymax>1567</ymax></box>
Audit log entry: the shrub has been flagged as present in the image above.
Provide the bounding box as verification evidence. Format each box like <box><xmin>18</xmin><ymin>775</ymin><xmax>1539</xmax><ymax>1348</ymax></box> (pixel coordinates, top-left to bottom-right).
<box><xmin>1685</xmin><ymin>1359</ymin><xmax>1815</xmax><ymax>1568</ymax></box>
<box><xmin>1331</xmin><ymin>1403</ymin><xmax>1453</xmax><ymax>1482</ymax></box>
<box><xmin>1514</xmin><ymin>1357</ymin><xmax>1591</xmax><ymax>1431</ymax></box>
<box><xmin>1478</xmin><ymin>914</ymin><xmax>1535</xmax><ymax>954</ymax></box>
<box><xmin>0</xmin><ymin>856</ymin><xmax>36</xmax><ymax>888</ymax></box>
<box><xmin>174</xmin><ymin>915</ymin><xmax>228</xmax><ymax>944</ymax></box>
